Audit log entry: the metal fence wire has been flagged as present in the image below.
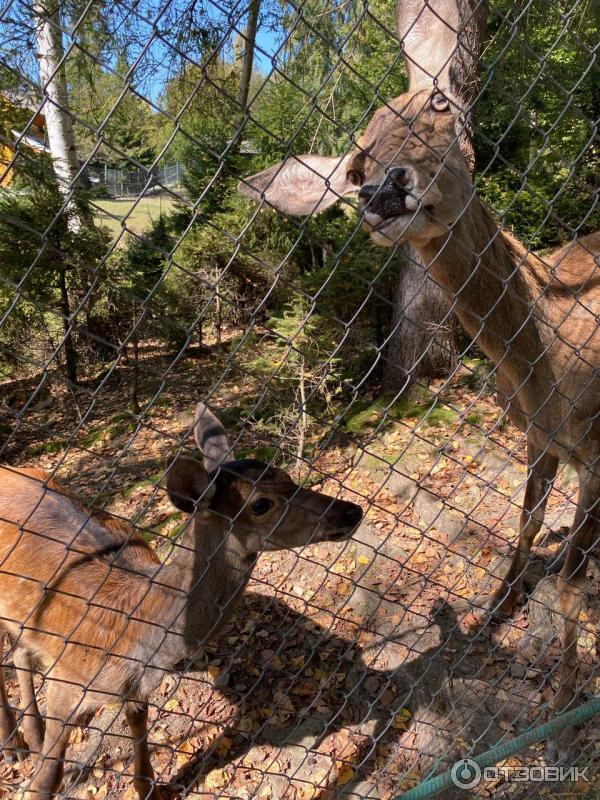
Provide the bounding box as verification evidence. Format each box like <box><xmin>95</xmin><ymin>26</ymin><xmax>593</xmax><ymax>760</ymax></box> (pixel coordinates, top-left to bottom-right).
<box><xmin>87</xmin><ymin>163</ymin><xmax>186</xmax><ymax>198</ymax></box>
<box><xmin>0</xmin><ymin>0</ymin><xmax>599</xmax><ymax>798</ymax></box>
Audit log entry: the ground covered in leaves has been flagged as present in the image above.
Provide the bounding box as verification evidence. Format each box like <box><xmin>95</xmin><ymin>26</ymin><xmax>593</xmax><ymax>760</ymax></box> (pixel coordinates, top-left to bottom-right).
<box><xmin>1</xmin><ymin>337</ymin><xmax>599</xmax><ymax>799</ymax></box>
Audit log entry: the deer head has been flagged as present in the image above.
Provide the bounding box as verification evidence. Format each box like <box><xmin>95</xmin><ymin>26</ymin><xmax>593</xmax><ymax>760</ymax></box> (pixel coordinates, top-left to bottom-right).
<box><xmin>166</xmin><ymin>403</ymin><xmax>363</xmax><ymax>561</ymax></box>
<box><xmin>239</xmin><ymin>90</ymin><xmax>471</xmax><ymax>249</ymax></box>
<box><xmin>238</xmin><ymin>0</ymin><xmax>485</xmax><ymax>249</ymax></box>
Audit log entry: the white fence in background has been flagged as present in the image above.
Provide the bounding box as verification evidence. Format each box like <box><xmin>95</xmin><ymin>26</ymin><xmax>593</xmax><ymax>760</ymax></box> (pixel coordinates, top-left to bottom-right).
<box><xmin>88</xmin><ymin>162</ymin><xmax>185</xmax><ymax>197</ymax></box>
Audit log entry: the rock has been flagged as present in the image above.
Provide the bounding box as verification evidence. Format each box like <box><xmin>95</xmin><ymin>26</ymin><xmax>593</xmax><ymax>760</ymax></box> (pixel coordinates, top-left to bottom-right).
<box><xmin>387</xmin><ymin>472</ymin><xmax>466</xmax><ymax>545</ymax></box>
<box><xmin>510</xmin><ymin>662</ymin><xmax>526</xmax><ymax>679</ymax></box>
<box><xmin>522</xmin><ymin>574</ymin><xmax>563</xmax><ymax>659</ymax></box>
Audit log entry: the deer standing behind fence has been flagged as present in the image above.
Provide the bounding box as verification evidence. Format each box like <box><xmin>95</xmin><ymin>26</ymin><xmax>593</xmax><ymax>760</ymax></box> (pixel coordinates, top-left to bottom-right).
<box><xmin>0</xmin><ymin>402</ymin><xmax>362</xmax><ymax>799</ymax></box>
<box><xmin>239</xmin><ymin>3</ymin><xmax>600</xmax><ymax>751</ymax></box>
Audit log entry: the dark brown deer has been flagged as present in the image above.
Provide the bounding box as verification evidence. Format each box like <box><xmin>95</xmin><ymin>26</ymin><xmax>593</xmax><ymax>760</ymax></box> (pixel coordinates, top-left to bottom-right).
<box><xmin>238</xmin><ymin>13</ymin><xmax>600</xmax><ymax>725</ymax></box>
<box><xmin>0</xmin><ymin>402</ymin><xmax>362</xmax><ymax>799</ymax></box>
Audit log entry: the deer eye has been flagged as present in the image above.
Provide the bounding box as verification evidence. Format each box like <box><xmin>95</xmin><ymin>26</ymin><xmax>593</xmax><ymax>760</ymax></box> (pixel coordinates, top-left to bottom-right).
<box><xmin>251</xmin><ymin>497</ymin><xmax>273</xmax><ymax>516</ymax></box>
<box><xmin>346</xmin><ymin>169</ymin><xmax>364</xmax><ymax>187</ymax></box>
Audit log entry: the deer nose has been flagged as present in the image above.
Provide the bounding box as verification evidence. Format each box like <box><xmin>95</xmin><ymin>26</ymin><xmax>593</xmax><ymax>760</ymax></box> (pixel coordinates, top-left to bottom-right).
<box><xmin>358</xmin><ymin>184</ymin><xmax>378</xmax><ymax>203</ymax></box>
<box><xmin>388</xmin><ymin>167</ymin><xmax>409</xmax><ymax>187</ymax></box>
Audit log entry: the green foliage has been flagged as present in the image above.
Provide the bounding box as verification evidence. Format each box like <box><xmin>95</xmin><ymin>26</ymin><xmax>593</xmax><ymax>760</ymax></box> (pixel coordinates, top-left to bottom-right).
<box><xmin>477</xmin><ymin>0</ymin><xmax>600</xmax><ymax>246</ymax></box>
<box><xmin>0</xmin><ymin>173</ymin><xmax>111</xmax><ymax>373</ymax></box>
<box><xmin>2</xmin><ymin>0</ymin><xmax>598</xmax><ymax>420</ymax></box>
<box><xmin>248</xmin><ymin>0</ymin><xmax>405</xmax><ymax>160</ymax></box>
<box><xmin>69</xmin><ymin>54</ymin><xmax>159</xmax><ymax>168</ymax></box>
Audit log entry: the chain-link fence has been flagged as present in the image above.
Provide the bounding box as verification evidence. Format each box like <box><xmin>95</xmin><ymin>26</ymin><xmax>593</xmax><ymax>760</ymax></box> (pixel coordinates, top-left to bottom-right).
<box><xmin>0</xmin><ymin>0</ymin><xmax>599</xmax><ymax>798</ymax></box>
<box><xmin>87</xmin><ymin>163</ymin><xmax>186</xmax><ymax>197</ymax></box>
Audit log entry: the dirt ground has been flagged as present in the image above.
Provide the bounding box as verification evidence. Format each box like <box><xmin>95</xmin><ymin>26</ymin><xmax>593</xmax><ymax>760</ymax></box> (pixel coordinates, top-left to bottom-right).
<box><xmin>1</xmin><ymin>338</ymin><xmax>599</xmax><ymax>799</ymax></box>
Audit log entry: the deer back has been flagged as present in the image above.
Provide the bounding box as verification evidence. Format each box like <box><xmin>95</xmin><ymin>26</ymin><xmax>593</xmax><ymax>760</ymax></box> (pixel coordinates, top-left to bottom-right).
<box><xmin>0</xmin><ymin>466</ymin><xmax>170</xmax><ymax>698</ymax></box>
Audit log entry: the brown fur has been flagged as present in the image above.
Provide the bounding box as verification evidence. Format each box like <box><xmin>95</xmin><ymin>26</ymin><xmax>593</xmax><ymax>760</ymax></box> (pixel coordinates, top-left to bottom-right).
<box><xmin>242</xmin><ymin>86</ymin><xmax>600</xmax><ymax>729</ymax></box>
<box><xmin>0</xmin><ymin>432</ymin><xmax>362</xmax><ymax>799</ymax></box>
<box><xmin>354</xmin><ymin>92</ymin><xmax>600</xmax><ymax>725</ymax></box>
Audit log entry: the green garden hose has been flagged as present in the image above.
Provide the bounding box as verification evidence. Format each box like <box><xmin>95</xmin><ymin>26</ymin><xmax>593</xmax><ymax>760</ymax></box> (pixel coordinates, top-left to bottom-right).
<box><xmin>397</xmin><ymin>696</ymin><xmax>600</xmax><ymax>799</ymax></box>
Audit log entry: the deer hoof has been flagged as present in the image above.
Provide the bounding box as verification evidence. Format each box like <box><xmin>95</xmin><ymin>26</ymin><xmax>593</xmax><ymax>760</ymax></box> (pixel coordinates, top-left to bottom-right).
<box><xmin>489</xmin><ymin>590</ymin><xmax>523</xmax><ymax>622</ymax></box>
<box><xmin>3</xmin><ymin>731</ymin><xmax>29</xmax><ymax>764</ymax></box>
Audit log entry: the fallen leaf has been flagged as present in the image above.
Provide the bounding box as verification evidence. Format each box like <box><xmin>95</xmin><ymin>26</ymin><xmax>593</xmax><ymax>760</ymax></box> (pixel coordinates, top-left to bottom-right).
<box><xmin>162</xmin><ymin>697</ymin><xmax>179</xmax><ymax>712</ymax></box>
<box><xmin>205</xmin><ymin>767</ymin><xmax>228</xmax><ymax>789</ymax></box>
<box><xmin>218</xmin><ymin>736</ymin><xmax>233</xmax><ymax>756</ymax></box>
<box><xmin>393</xmin><ymin>708</ymin><xmax>412</xmax><ymax>730</ymax></box>
<box><xmin>336</xmin><ymin>764</ymin><xmax>355</xmax><ymax>785</ymax></box>
<box><xmin>176</xmin><ymin>739</ymin><xmax>195</xmax><ymax>767</ymax></box>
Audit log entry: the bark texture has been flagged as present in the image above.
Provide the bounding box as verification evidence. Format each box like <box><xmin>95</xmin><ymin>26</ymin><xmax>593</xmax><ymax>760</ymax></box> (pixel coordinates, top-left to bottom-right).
<box><xmin>33</xmin><ymin>0</ymin><xmax>82</xmax><ymax>230</ymax></box>
<box><xmin>237</xmin><ymin>0</ymin><xmax>261</xmax><ymax>114</ymax></box>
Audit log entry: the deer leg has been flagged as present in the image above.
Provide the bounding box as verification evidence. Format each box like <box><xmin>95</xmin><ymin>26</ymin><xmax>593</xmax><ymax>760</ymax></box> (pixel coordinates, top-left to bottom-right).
<box><xmin>491</xmin><ymin>443</ymin><xmax>559</xmax><ymax>620</ymax></box>
<box><xmin>13</xmin><ymin>647</ymin><xmax>44</xmax><ymax>755</ymax></box>
<box><xmin>544</xmin><ymin>483</ymin><xmax>600</xmax><ymax>765</ymax></box>
<box><xmin>554</xmin><ymin>506</ymin><xmax>596</xmax><ymax>714</ymax></box>
<box><xmin>24</xmin><ymin>683</ymin><xmax>77</xmax><ymax>800</ymax></box>
<box><xmin>0</xmin><ymin>636</ymin><xmax>27</xmax><ymax>763</ymax></box>
<box><xmin>125</xmin><ymin>701</ymin><xmax>164</xmax><ymax>800</ymax></box>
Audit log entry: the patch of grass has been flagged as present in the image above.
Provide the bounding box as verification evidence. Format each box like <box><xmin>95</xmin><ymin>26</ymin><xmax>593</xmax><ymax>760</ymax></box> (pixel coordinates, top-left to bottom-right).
<box><xmin>345</xmin><ymin>401</ymin><xmax>385</xmax><ymax>433</ymax></box>
<box><xmin>78</xmin><ymin>417</ymin><xmax>135</xmax><ymax>448</ymax></box>
<box><xmin>345</xmin><ymin>386</ymin><xmax>434</xmax><ymax>433</ymax></box>
<box><xmin>360</xmin><ymin>452</ymin><xmax>400</xmax><ymax>472</ymax></box>
<box><xmin>153</xmin><ymin>511</ymin><xmax>184</xmax><ymax>532</ymax></box>
<box><xmin>93</xmin><ymin>194</ymin><xmax>177</xmax><ymax>237</ymax></box>
<box><xmin>122</xmin><ymin>470</ymin><xmax>165</xmax><ymax>498</ymax></box>
<box><xmin>27</xmin><ymin>439</ymin><xmax>68</xmax><ymax>455</ymax></box>
<box><xmin>460</xmin><ymin>357</ymin><xmax>495</xmax><ymax>392</ymax></box>
<box><xmin>245</xmin><ymin>354</ymin><xmax>282</xmax><ymax>374</ymax></box>
<box><xmin>151</xmin><ymin>396</ymin><xmax>172</xmax><ymax>410</ymax></box>
<box><xmin>237</xmin><ymin>445</ymin><xmax>277</xmax><ymax>462</ymax></box>
<box><xmin>423</xmin><ymin>405</ymin><xmax>458</xmax><ymax>427</ymax></box>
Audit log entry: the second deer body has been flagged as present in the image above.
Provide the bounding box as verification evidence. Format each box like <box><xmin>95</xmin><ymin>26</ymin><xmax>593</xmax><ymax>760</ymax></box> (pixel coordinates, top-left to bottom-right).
<box><xmin>240</xmin><ymin>80</ymin><xmax>600</xmax><ymax>730</ymax></box>
<box><xmin>0</xmin><ymin>403</ymin><xmax>362</xmax><ymax>799</ymax></box>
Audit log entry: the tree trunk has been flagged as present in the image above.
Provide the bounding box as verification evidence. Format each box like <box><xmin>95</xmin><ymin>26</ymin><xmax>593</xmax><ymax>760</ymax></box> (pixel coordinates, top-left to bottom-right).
<box><xmin>57</xmin><ymin>265</ymin><xmax>77</xmax><ymax>385</ymax></box>
<box><xmin>384</xmin><ymin>0</ymin><xmax>488</xmax><ymax>392</ymax></box>
<box><xmin>385</xmin><ymin>251</ymin><xmax>455</xmax><ymax>391</ymax></box>
<box><xmin>237</xmin><ymin>0</ymin><xmax>261</xmax><ymax>115</ymax></box>
<box><xmin>33</xmin><ymin>0</ymin><xmax>84</xmax><ymax>232</ymax></box>
<box><xmin>130</xmin><ymin>303</ymin><xmax>141</xmax><ymax>415</ymax></box>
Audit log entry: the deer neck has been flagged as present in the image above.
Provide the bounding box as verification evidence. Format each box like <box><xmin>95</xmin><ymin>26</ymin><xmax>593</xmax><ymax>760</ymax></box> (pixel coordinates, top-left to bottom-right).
<box><xmin>417</xmin><ymin>197</ymin><xmax>553</xmax><ymax>409</ymax></box>
<box><xmin>156</xmin><ymin>514</ymin><xmax>252</xmax><ymax>664</ymax></box>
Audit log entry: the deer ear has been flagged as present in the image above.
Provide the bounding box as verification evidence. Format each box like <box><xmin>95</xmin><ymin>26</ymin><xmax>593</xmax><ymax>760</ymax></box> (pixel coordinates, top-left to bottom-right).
<box><xmin>194</xmin><ymin>402</ymin><xmax>232</xmax><ymax>473</ymax></box>
<box><xmin>397</xmin><ymin>0</ymin><xmax>460</xmax><ymax>92</ymax></box>
<box><xmin>238</xmin><ymin>154</ymin><xmax>356</xmax><ymax>216</ymax></box>
<box><xmin>166</xmin><ymin>456</ymin><xmax>215</xmax><ymax>513</ymax></box>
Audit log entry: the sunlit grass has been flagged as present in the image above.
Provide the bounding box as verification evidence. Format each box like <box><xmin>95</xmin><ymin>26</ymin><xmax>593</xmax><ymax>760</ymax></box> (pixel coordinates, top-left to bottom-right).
<box><xmin>93</xmin><ymin>193</ymin><xmax>178</xmax><ymax>237</ymax></box>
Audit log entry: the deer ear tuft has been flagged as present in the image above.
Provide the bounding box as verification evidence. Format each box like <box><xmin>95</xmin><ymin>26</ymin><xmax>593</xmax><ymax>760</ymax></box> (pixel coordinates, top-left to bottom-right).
<box><xmin>166</xmin><ymin>456</ymin><xmax>215</xmax><ymax>513</ymax></box>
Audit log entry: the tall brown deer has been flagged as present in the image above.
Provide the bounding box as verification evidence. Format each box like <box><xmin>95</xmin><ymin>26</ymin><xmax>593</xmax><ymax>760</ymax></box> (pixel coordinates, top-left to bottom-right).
<box><xmin>0</xmin><ymin>402</ymin><xmax>362</xmax><ymax>799</ymax></box>
<box><xmin>238</xmin><ymin>7</ymin><xmax>600</xmax><ymax>724</ymax></box>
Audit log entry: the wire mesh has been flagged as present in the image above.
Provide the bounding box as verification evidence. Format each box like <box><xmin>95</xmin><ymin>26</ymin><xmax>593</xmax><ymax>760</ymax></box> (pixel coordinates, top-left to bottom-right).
<box><xmin>0</xmin><ymin>0</ymin><xmax>599</xmax><ymax>798</ymax></box>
